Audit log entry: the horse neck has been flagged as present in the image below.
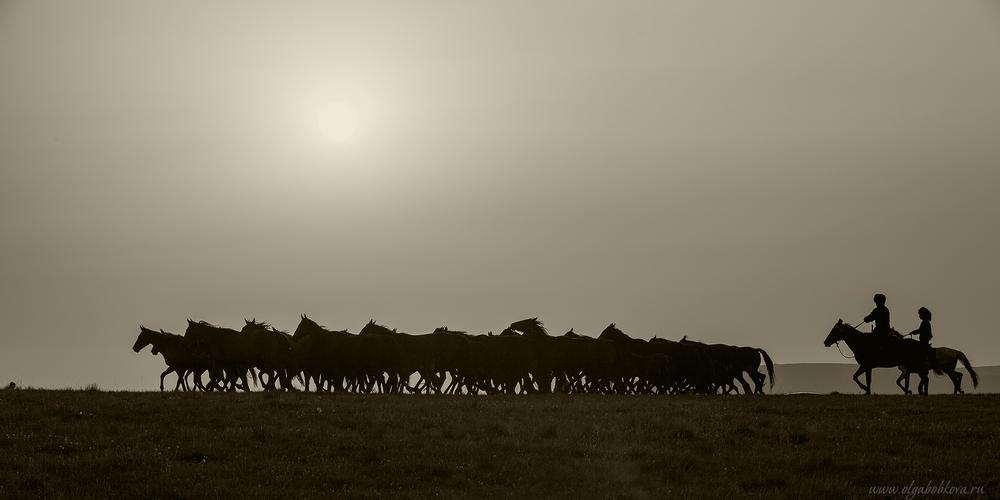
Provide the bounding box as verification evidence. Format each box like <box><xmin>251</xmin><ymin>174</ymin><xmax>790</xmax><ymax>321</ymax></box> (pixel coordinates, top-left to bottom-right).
<box><xmin>838</xmin><ymin>327</ymin><xmax>867</xmax><ymax>355</ymax></box>
<box><xmin>521</xmin><ymin>327</ymin><xmax>547</xmax><ymax>339</ymax></box>
<box><xmin>191</xmin><ymin>324</ymin><xmax>235</xmax><ymax>336</ymax></box>
<box><xmin>601</xmin><ymin>331</ymin><xmax>628</xmax><ymax>342</ymax></box>
<box><xmin>152</xmin><ymin>333</ymin><xmax>181</xmax><ymax>351</ymax></box>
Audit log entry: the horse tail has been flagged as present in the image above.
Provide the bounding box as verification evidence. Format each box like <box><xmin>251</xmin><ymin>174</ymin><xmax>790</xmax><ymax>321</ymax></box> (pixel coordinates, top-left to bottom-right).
<box><xmin>757</xmin><ymin>348</ymin><xmax>775</xmax><ymax>390</ymax></box>
<box><xmin>957</xmin><ymin>351</ymin><xmax>978</xmax><ymax>388</ymax></box>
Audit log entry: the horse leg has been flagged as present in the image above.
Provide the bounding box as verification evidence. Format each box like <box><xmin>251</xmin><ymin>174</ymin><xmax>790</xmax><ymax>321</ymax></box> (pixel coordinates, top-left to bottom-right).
<box><xmin>735</xmin><ymin>373</ymin><xmax>752</xmax><ymax>394</ymax></box>
<box><xmin>159</xmin><ymin>368</ymin><xmax>173</xmax><ymax>391</ymax></box>
<box><xmin>749</xmin><ymin>371</ymin><xmax>765</xmax><ymax>394</ymax></box>
<box><xmin>444</xmin><ymin>372</ymin><xmax>459</xmax><ymax>394</ymax></box>
<box><xmin>895</xmin><ymin>370</ymin><xmax>911</xmax><ymax>395</ymax></box>
<box><xmin>953</xmin><ymin>371</ymin><xmax>964</xmax><ymax>394</ymax></box>
<box><xmin>192</xmin><ymin>370</ymin><xmax>205</xmax><ymax>391</ymax></box>
<box><xmin>175</xmin><ymin>369</ymin><xmax>186</xmax><ymax>391</ymax></box>
<box><xmin>852</xmin><ymin>366</ymin><xmax>868</xmax><ymax>393</ymax></box>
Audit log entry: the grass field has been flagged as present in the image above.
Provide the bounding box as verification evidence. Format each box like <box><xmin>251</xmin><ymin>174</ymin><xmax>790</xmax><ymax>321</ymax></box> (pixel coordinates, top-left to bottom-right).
<box><xmin>1</xmin><ymin>391</ymin><xmax>998</xmax><ymax>499</ymax></box>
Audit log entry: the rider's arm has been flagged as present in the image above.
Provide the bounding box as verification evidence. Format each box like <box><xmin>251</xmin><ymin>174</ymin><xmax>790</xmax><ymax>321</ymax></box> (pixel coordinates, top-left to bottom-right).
<box><xmin>909</xmin><ymin>321</ymin><xmax>929</xmax><ymax>337</ymax></box>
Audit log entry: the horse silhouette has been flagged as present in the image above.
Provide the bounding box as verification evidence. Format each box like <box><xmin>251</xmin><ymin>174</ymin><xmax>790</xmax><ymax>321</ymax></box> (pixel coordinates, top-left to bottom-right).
<box><xmin>896</xmin><ymin>346</ymin><xmax>978</xmax><ymax>394</ymax></box>
<box><xmin>824</xmin><ymin>319</ymin><xmax>930</xmax><ymax>395</ymax></box>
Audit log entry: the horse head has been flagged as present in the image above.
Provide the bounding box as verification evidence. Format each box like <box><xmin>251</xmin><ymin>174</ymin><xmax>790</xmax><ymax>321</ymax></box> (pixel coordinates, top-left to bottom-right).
<box><xmin>133</xmin><ymin>326</ymin><xmax>156</xmax><ymax>353</ymax></box>
<box><xmin>294</xmin><ymin>315</ymin><xmax>323</xmax><ymax>338</ymax></box>
<box><xmin>241</xmin><ymin>318</ymin><xmax>271</xmax><ymax>334</ymax></box>
<box><xmin>599</xmin><ymin>322</ymin><xmax>630</xmax><ymax>341</ymax></box>
<box><xmin>824</xmin><ymin>319</ymin><xmax>850</xmax><ymax>347</ymax></box>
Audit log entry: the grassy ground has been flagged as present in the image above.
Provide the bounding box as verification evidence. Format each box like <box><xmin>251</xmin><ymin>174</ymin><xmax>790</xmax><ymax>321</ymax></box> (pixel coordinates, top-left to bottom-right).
<box><xmin>0</xmin><ymin>391</ymin><xmax>998</xmax><ymax>499</ymax></box>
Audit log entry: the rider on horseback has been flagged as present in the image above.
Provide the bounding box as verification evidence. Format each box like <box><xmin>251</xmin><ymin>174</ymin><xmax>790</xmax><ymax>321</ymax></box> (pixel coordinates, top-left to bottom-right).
<box><xmin>863</xmin><ymin>293</ymin><xmax>892</xmax><ymax>336</ymax></box>
<box><xmin>908</xmin><ymin>307</ymin><xmax>934</xmax><ymax>362</ymax></box>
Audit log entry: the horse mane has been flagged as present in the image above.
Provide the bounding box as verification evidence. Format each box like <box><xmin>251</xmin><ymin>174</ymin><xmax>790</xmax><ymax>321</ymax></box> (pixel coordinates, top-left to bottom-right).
<box><xmin>243</xmin><ymin>319</ymin><xmax>287</xmax><ymax>334</ymax></box>
<box><xmin>509</xmin><ymin>317</ymin><xmax>547</xmax><ymax>336</ymax></box>
<box><xmin>159</xmin><ymin>329</ymin><xmax>181</xmax><ymax>338</ymax></box>
<box><xmin>295</xmin><ymin>315</ymin><xmax>338</xmax><ymax>337</ymax></box>
<box><xmin>186</xmin><ymin>319</ymin><xmax>244</xmax><ymax>336</ymax></box>
<box><xmin>190</xmin><ymin>319</ymin><xmax>221</xmax><ymax>329</ymax></box>
<box><xmin>246</xmin><ymin>319</ymin><xmax>273</xmax><ymax>330</ymax></box>
<box><xmin>362</xmin><ymin>319</ymin><xmax>397</xmax><ymax>335</ymax></box>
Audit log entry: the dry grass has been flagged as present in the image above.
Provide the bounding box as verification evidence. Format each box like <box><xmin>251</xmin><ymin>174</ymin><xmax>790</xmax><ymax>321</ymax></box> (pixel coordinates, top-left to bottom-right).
<box><xmin>0</xmin><ymin>391</ymin><xmax>998</xmax><ymax>499</ymax></box>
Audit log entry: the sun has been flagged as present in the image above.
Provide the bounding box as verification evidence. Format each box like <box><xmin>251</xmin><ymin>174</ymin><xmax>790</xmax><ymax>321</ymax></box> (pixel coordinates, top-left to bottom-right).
<box><xmin>316</xmin><ymin>100</ymin><xmax>359</xmax><ymax>143</ymax></box>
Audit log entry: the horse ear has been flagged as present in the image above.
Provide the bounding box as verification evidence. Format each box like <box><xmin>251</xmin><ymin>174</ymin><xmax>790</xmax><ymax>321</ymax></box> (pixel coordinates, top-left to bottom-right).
<box><xmin>609</xmin><ymin>323</ymin><xmax>616</xmax><ymax>328</ymax></box>
<box><xmin>301</xmin><ymin>314</ymin><xmax>306</xmax><ymax>319</ymax></box>
<box><xmin>187</xmin><ymin>319</ymin><xmax>194</xmax><ymax>325</ymax></box>
<box><xmin>252</xmin><ymin>317</ymin><xmax>256</xmax><ymax>323</ymax></box>
<box><xmin>837</xmin><ymin>319</ymin><xmax>843</xmax><ymax>325</ymax></box>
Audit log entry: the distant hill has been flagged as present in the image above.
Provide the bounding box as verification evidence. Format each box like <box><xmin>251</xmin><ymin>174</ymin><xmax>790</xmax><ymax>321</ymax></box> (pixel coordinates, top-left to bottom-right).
<box><xmin>772</xmin><ymin>363</ymin><xmax>1000</xmax><ymax>394</ymax></box>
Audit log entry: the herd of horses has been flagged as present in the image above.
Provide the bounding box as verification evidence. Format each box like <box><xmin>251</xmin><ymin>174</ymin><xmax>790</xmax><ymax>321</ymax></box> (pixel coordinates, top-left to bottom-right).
<box><xmin>132</xmin><ymin>317</ymin><xmax>775</xmax><ymax>395</ymax></box>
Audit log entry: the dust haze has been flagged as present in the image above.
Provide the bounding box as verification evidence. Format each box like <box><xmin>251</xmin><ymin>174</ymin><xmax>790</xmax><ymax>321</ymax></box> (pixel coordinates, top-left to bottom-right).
<box><xmin>1</xmin><ymin>0</ymin><xmax>999</xmax><ymax>389</ymax></box>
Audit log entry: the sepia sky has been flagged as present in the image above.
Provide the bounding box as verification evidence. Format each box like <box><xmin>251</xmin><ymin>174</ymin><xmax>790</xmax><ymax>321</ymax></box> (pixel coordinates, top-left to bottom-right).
<box><xmin>1</xmin><ymin>1</ymin><xmax>999</xmax><ymax>389</ymax></box>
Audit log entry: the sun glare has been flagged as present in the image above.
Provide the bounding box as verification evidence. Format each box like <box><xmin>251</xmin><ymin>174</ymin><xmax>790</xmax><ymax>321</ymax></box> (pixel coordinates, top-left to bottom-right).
<box><xmin>317</xmin><ymin>100</ymin><xmax>359</xmax><ymax>143</ymax></box>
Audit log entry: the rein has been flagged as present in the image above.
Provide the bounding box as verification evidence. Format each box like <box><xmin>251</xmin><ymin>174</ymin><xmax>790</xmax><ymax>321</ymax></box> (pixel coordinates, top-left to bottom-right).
<box><xmin>835</xmin><ymin>341</ymin><xmax>855</xmax><ymax>359</ymax></box>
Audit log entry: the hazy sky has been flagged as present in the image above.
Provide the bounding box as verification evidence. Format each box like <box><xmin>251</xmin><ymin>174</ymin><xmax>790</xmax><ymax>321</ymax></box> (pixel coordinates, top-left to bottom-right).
<box><xmin>2</xmin><ymin>1</ymin><xmax>999</xmax><ymax>389</ymax></box>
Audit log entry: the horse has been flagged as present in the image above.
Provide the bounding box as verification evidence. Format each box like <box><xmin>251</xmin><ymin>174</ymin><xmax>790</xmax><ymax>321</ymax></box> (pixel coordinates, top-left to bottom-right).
<box><xmin>678</xmin><ymin>338</ymin><xmax>775</xmax><ymax>394</ymax></box>
<box><xmin>359</xmin><ymin>320</ymin><xmax>442</xmax><ymax>394</ymax></box>
<box><xmin>895</xmin><ymin>346</ymin><xmax>979</xmax><ymax>394</ymax></box>
<box><xmin>504</xmin><ymin>318</ymin><xmax>559</xmax><ymax>393</ymax></box>
<box><xmin>132</xmin><ymin>326</ymin><xmax>208</xmax><ymax>391</ymax></box>
<box><xmin>240</xmin><ymin>319</ymin><xmax>298</xmax><ymax>391</ymax></box>
<box><xmin>598</xmin><ymin>323</ymin><xmax>653</xmax><ymax>394</ymax></box>
<box><xmin>824</xmin><ymin>319</ymin><xmax>931</xmax><ymax>395</ymax></box>
<box><xmin>293</xmin><ymin>315</ymin><xmax>383</xmax><ymax>392</ymax></box>
<box><xmin>183</xmin><ymin>320</ymin><xmax>265</xmax><ymax>391</ymax></box>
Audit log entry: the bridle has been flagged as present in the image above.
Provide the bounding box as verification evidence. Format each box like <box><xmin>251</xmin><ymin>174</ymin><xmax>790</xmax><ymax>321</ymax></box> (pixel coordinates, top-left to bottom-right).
<box><xmin>833</xmin><ymin>321</ymin><xmax>864</xmax><ymax>360</ymax></box>
<box><xmin>834</xmin><ymin>341</ymin><xmax>855</xmax><ymax>359</ymax></box>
